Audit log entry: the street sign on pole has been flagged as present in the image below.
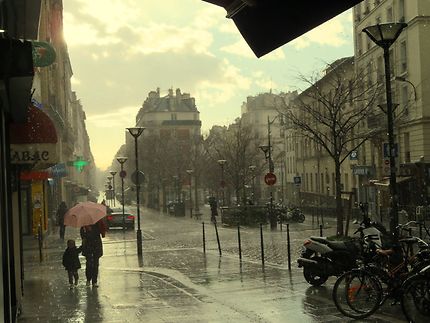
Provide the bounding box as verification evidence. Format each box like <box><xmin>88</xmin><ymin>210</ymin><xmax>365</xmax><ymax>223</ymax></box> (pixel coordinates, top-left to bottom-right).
<box><xmin>131</xmin><ymin>171</ymin><xmax>145</xmax><ymax>185</ymax></box>
<box><xmin>119</xmin><ymin>170</ymin><xmax>127</xmax><ymax>178</ymax></box>
<box><xmin>293</xmin><ymin>176</ymin><xmax>301</xmax><ymax>187</ymax></box>
<box><xmin>264</xmin><ymin>172</ymin><xmax>277</xmax><ymax>186</ymax></box>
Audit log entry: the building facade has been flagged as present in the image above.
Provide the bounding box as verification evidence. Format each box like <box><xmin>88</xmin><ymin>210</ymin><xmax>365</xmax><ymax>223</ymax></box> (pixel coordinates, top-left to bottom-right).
<box><xmin>122</xmin><ymin>88</ymin><xmax>202</xmax><ymax>212</ymax></box>
<box><xmin>353</xmin><ymin>0</ymin><xmax>430</xmax><ymax>218</ymax></box>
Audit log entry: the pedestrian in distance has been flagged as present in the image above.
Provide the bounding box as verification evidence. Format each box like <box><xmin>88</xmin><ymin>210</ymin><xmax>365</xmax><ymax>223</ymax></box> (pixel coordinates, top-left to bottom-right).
<box><xmin>208</xmin><ymin>196</ymin><xmax>218</xmax><ymax>224</ymax></box>
<box><xmin>80</xmin><ymin>219</ymin><xmax>107</xmax><ymax>288</ymax></box>
<box><xmin>62</xmin><ymin>239</ymin><xmax>82</xmax><ymax>289</ymax></box>
<box><xmin>56</xmin><ymin>201</ymin><xmax>68</xmax><ymax>239</ymax></box>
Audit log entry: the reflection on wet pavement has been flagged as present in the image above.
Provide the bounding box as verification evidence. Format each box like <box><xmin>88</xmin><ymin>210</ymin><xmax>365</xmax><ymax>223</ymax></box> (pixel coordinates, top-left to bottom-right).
<box><xmin>19</xmin><ymin>208</ymin><xmax>408</xmax><ymax>322</ymax></box>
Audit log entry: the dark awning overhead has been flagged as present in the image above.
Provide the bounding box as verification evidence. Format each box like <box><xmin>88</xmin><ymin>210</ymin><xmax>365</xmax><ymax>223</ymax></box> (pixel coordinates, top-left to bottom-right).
<box><xmin>1</xmin><ymin>0</ymin><xmax>42</xmax><ymax>39</ymax></box>
<box><xmin>203</xmin><ymin>0</ymin><xmax>364</xmax><ymax>57</ymax></box>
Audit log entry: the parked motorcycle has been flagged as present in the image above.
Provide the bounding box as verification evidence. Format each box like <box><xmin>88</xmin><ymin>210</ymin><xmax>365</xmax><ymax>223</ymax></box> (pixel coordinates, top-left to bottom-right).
<box><xmin>297</xmin><ymin>207</ymin><xmax>388</xmax><ymax>286</ymax></box>
<box><xmin>275</xmin><ymin>204</ymin><xmax>305</xmax><ymax>223</ymax></box>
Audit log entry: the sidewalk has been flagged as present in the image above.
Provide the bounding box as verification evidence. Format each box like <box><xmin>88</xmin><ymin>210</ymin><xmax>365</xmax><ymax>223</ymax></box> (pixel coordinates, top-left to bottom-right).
<box><xmin>18</xmin><ymin>207</ymin><xmax>407</xmax><ymax>322</ymax></box>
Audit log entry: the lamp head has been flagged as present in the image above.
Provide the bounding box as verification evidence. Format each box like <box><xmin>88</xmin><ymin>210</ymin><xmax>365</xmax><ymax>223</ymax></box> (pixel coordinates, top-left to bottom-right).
<box><xmin>217</xmin><ymin>159</ymin><xmax>227</xmax><ymax>166</ymax></box>
<box><xmin>116</xmin><ymin>156</ymin><xmax>128</xmax><ymax>164</ymax></box>
<box><xmin>362</xmin><ymin>23</ymin><xmax>407</xmax><ymax>48</ymax></box>
<box><xmin>109</xmin><ymin>171</ymin><xmax>117</xmax><ymax>176</ymax></box>
<box><xmin>186</xmin><ymin>169</ymin><xmax>194</xmax><ymax>175</ymax></box>
<box><xmin>107</xmin><ymin>176</ymin><xmax>113</xmax><ymax>181</ymax></box>
<box><xmin>249</xmin><ymin>165</ymin><xmax>257</xmax><ymax>171</ymax></box>
<box><xmin>127</xmin><ymin>127</ymin><xmax>146</xmax><ymax>138</ymax></box>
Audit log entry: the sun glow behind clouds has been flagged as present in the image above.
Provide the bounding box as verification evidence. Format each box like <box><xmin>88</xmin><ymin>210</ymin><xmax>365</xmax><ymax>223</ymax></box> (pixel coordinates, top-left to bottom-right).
<box><xmin>63</xmin><ymin>0</ymin><xmax>354</xmax><ymax>170</ymax></box>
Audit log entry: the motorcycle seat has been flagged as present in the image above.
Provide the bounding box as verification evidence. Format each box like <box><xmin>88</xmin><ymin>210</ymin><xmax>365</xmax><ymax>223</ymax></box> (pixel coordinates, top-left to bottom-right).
<box><xmin>327</xmin><ymin>241</ymin><xmax>349</xmax><ymax>250</ymax></box>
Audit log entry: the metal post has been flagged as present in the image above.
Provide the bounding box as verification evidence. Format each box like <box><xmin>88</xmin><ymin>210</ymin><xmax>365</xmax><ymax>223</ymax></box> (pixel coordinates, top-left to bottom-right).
<box><xmin>189</xmin><ymin>174</ymin><xmax>193</xmax><ymax>218</ymax></box>
<box><xmin>221</xmin><ymin>164</ymin><xmax>225</xmax><ymax>206</ymax></box>
<box><xmin>383</xmin><ymin>46</ymin><xmax>399</xmax><ymax>241</ymax></box>
<box><xmin>121</xmin><ymin>164</ymin><xmax>125</xmax><ymax>233</ymax></box>
<box><xmin>260</xmin><ymin>223</ymin><xmax>265</xmax><ymax>266</ymax></box>
<box><xmin>134</xmin><ymin>136</ymin><xmax>143</xmax><ymax>257</ymax></box>
<box><xmin>237</xmin><ymin>224</ymin><xmax>242</xmax><ymax>261</ymax></box>
<box><xmin>214</xmin><ymin>222</ymin><xmax>222</xmax><ymax>256</ymax></box>
<box><xmin>202</xmin><ymin>222</ymin><xmax>206</xmax><ymax>254</ymax></box>
<box><xmin>319</xmin><ymin>224</ymin><xmax>323</xmax><ymax>237</ymax></box>
<box><xmin>286</xmin><ymin>223</ymin><xmax>291</xmax><ymax>270</ymax></box>
<box><xmin>112</xmin><ymin>174</ymin><xmax>116</xmax><ymax>207</ymax></box>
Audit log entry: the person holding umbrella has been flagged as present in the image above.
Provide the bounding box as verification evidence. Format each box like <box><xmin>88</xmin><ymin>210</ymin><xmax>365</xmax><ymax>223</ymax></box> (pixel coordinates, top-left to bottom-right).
<box><xmin>80</xmin><ymin>220</ymin><xmax>106</xmax><ymax>288</ymax></box>
<box><xmin>63</xmin><ymin>201</ymin><xmax>108</xmax><ymax>288</ymax></box>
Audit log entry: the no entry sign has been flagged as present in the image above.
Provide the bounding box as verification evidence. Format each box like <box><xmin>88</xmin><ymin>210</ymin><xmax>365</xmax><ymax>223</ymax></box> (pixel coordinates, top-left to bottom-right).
<box><xmin>264</xmin><ymin>172</ymin><xmax>277</xmax><ymax>186</ymax></box>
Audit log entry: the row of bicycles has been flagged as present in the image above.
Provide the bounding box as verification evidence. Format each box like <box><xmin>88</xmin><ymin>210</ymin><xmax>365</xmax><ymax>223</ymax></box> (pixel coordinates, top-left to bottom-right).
<box><xmin>297</xmin><ymin>203</ymin><xmax>430</xmax><ymax>322</ymax></box>
<box><xmin>332</xmin><ymin>220</ymin><xmax>430</xmax><ymax>322</ymax></box>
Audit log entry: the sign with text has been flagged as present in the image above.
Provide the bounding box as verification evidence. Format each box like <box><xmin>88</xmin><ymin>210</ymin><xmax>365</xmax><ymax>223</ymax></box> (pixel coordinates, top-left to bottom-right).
<box><xmin>10</xmin><ymin>143</ymin><xmax>58</xmax><ymax>166</ymax></box>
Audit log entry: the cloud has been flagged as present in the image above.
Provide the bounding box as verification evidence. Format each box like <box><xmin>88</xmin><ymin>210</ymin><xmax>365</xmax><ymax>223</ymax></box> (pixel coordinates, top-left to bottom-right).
<box><xmin>86</xmin><ymin>106</ymin><xmax>139</xmax><ymax>128</ymax></box>
<box><xmin>221</xmin><ymin>39</ymin><xmax>285</xmax><ymax>60</ymax></box>
<box><xmin>63</xmin><ymin>12</ymin><xmax>121</xmax><ymax>47</ymax></box>
<box><xmin>289</xmin><ymin>11</ymin><xmax>352</xmax><ymax>49</ymax></box>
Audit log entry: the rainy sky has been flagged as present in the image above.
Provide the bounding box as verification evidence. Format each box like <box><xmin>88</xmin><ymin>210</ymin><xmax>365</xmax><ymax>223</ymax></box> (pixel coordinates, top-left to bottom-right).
<box><xmin>63</xmin><ymin>0</ymin><xmax>355</xmax><ymax>170</ymax></box>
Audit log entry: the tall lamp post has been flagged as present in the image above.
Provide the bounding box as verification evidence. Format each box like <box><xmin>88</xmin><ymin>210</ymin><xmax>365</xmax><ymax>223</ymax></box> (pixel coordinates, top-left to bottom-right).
<box><xmin>363</xmin><ymin>22</ymin><xmax>407</xmax><ymax>240</ymax></box>
<box><xmin>127</xmin><ymin>126</ymin><xmax>145</xmax><ymax>257</ymax></box>
<box><xmin>109</xmin><ymin>171</ymin><xmax>117</xmax><ymax>207</ymax></box>
<box><xmin>260</xmin><ymin>144</ymin><xmax>276</xmax><ymax>230</ymax></box>
<box><xmin>249</xmin><ymin>165</ymin><xmax>257</xmax><ymax>204</ymax></box>
<box><xmin>116</xmin><ymin>157</ymin><xmax>128</xmax><ymax>231</ymax></box>
<box><xmin>186</xmin><ymin>169</ymin><xmax>194</xmax><ymax>217</ymax></box>
<box><xmin>217</xmin><ymin>160</ymin><xmax>227</xmax><ymax>206</ymax></box>
<box><xmin>107</xmin><ymin>176</ymin><xmax>113</xmax><ymax>207</ymax></box>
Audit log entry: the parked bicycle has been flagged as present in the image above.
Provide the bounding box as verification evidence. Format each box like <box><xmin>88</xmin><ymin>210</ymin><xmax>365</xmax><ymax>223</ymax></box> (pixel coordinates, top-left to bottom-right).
<box><xmin>332</xmin><ymin>220</ymin><xmax>430</xmax><ymax>321</ymax></box>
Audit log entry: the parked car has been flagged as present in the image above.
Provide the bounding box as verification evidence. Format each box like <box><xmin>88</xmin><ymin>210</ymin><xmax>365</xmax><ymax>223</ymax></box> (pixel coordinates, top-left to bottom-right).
<box><xmin>106</xmin><ymin>211</ymin><xmax>135</xmax><ymax>230</ymax></box>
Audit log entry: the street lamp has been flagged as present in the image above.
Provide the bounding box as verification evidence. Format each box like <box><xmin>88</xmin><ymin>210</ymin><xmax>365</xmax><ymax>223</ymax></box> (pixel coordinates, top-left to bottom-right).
<box><xmin>363</xmin><ymin>22</ymin><xmax>407</xmax><ymax>240</ymax></box>
<box><xmin>249</xmin><ymin>165</ymin><xmax>257</xmax><ymax>204</ymax></box>
<box><xmin>395</xmin><ymin>76</ymin><xmax>417</xmax><ymax>102</ymax></box>
<box><xmin>127</xmin><ymin>126</ymin><xmax>145</xmax><ymax>257</ymax></box>
<box><xmin>109</xmin><ymin>171</ymin><xmax>117</xmax><ymax>207</ymax></box>
<box><xmin>217</xmin><ymin>160</ymin><xmax>227</xmax><ymax>206</ymax></box>
<box><xmin>186</xmin><ymin>169</ymin><xmax>194</xmax><ymax>217</ymax></box>
<box><xmin>107</xmin><ymin>176</ymin><xmax>113</xmax><ymax>207</ymax></box>
<box><xmin>116</xmin><ymin>156</ymin><xmax>128</xmax><ymax>231</ymax></box>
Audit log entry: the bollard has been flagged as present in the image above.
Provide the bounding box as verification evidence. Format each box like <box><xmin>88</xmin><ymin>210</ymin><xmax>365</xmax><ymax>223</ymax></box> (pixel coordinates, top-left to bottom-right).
<box><xmin>286</xmin><ymin>223</ymin><xmax>291</xmax><ymax>271</ymax></box>
<box><xmin>280</xmin><ymin>216</ymin><xmax>283</xmax><ymax>232</ymax></box>
<box><xmin>237</xmin><ymin>224</ymin><xmax>242</xmax><ymax>261</ymax></box>
<box><xmin>260</xmin><ymin>223</ymin><xmax>265</xmax><ymax>266</ymax></box>
<box><xmin>419</xmin><ymin>222</ymin><xmax>423</xmax><ymax>239</ymax></box>
<box><xmin>319</xmin><ymin>224</ymin><xmax>323</xmax><ymax>237</ymax></box>
<box><xmin>202</xmin><ymin>222</ymin><xmax>206</xmax><ymax>254</ymax></box>
<box><xmin>214</xmin><ymin>222</ymin><xmax>222</xmax><ymax>256</ymax></box>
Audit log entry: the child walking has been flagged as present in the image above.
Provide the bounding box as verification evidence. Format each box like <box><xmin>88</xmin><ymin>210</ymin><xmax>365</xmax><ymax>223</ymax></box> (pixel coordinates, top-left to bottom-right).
<box><xmin>62</xmin><ymin>239</ymin><xmax>82</xmax><ymax>289</ymax></box>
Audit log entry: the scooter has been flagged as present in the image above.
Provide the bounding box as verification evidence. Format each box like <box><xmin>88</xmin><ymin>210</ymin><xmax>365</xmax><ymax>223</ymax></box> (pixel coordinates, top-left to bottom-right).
<box><xmin>297</xmin><ymin>204</ymin><xmax>387</xmax><ymax>286</ymax></box>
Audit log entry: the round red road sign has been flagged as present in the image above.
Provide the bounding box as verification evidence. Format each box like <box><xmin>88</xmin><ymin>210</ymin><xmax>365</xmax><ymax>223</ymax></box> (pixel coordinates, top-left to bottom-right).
<box><xmin>384</xmin><ymin>159</ymin><xmax>390</xmax><ymax>165</ymax></box>
<box><xmin>119</xmin><ymin>170</ymin><xmax>127</xmax><ymax>178</ymax></box>
<box><xmin>264</xmin><ymin>173</ymin><xmax>277</xmax><ymax>186</ymax></box>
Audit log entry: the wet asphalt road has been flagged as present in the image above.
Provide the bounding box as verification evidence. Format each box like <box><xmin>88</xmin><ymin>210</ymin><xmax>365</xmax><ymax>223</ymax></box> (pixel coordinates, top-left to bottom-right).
<box><xmin>19</xmin><ymin>206</ymin><xmax>409</xmax><ymax>322</ymax></box>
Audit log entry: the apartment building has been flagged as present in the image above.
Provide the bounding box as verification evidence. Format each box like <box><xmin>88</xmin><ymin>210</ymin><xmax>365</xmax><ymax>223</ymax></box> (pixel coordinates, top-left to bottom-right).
<box><xmin>353</xmin><ymin>0</ymin><xmax>430</xmax><ymax>216</ymax></box>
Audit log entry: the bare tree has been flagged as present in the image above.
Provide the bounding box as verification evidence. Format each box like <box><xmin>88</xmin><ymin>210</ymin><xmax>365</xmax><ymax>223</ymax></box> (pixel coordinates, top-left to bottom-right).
<box><xmin>204</xmin><ymin>120</ymin><xmax>261</xmax><ymax>205</ymax></box>
<box><xmin>282</xmin><ymin>58</ymin><xmax>380</xmax><ymax>236</ymax></box>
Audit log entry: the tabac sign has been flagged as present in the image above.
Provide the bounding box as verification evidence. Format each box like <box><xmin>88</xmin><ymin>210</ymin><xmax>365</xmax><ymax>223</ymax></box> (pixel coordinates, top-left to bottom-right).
<box><xmin>10</xmin><ymin>143</ymin><xmax>58</xmax><ymax>165</ymax></box>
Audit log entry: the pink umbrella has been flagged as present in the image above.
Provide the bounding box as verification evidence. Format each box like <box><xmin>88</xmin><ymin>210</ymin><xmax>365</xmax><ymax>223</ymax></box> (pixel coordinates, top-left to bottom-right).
<box><xmin>64</xmin><ymin>201</ymin><xmax>107</xmax><ymax>228</ymax></box>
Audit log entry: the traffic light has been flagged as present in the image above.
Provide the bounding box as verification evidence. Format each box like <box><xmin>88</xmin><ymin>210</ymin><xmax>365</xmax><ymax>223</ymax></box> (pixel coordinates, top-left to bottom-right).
<box><xmin>0</xmin><ymin>38</ymin><xmax>34</xmax><ymax>122</ymax></box>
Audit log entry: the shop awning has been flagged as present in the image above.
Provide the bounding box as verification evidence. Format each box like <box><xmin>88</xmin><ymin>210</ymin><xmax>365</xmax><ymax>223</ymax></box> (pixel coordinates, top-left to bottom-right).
<box><xmin>9</xmin><ymin>105</ymin><xmax>59</xmax><ymax>169</ymax></box>
<box><xmin>202</xmin><ymin>0</ymin><xmax>363</xmax><ymax>57</ymax></box>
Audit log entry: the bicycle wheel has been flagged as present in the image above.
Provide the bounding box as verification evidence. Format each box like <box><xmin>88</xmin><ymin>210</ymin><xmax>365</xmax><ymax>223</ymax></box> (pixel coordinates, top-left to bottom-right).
<box><xmin>401</xmin><ymin>275</ymin><xmax>430</xmax><ymax>323</ymax></box>
<box><xmin>332</xmin><ymin>270</ymin><xmax>383</xmax><ymax>319</ymax></box>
